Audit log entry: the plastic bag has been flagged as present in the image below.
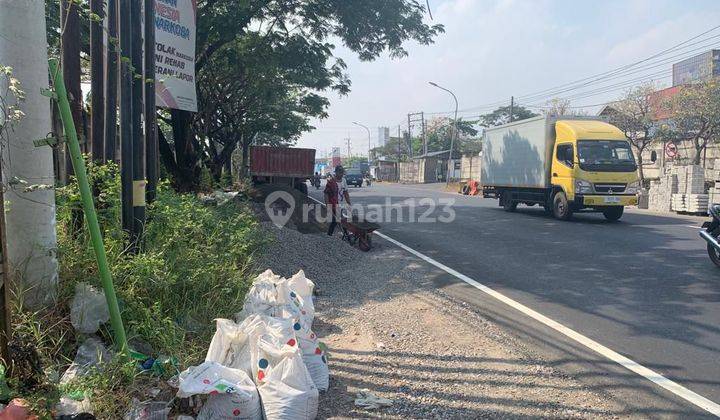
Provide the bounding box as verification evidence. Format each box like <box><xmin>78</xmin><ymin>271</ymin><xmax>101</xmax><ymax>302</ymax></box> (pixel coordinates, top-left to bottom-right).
<box><xmin>70</xmin><ymin>283</ymin><xmax>110</xmax><ymax>334</ymax></box>
<box><xmin>123</xmin><ymin>398</ymin><xmax>170</xmax><ymax>420</ymax></box>
<box><xmin>205</xmin><ymin>319</ymin><xmax>252</xmax><ymax>374</ymax></box>
<box><xmin>60</xmin><ymin>337</ymin><xmax>111</xmax><ymax>384</ymax></box>
<box><xmin>177</xmin><ymin>361</ymin><xmax>261</xmax><ymax>420</ymax></box>
<box><xmin>256</xmin><ymin>345</ymin><xmax>318</xmax><ymax>420</ymax></box>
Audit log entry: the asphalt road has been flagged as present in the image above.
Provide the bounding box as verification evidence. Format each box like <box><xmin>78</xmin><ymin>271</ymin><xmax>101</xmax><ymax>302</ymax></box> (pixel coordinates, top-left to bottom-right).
<box><xmin>309</xmin><ymin>181</ymin><xmax>720</xmax><ymax>418</ymax></box>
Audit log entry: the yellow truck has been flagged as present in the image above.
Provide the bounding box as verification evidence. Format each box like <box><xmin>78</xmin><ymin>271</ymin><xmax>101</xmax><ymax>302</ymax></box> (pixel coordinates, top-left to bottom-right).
<box><xmin>481</xmin><ymin>116</ymin><xmax>639</xmax><ymax>221</ymax></box>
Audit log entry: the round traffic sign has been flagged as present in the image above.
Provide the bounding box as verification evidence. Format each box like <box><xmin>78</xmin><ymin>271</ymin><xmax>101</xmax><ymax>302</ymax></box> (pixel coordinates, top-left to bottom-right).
<box><xmin>665</xmin><ymin>142</ymin><xmax>677</xmax><ymax>158</ymax></box>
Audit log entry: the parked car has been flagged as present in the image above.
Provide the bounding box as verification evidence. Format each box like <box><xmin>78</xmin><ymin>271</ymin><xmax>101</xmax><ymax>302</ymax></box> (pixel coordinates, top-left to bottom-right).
<box><xmin>345</xmin><ymin>170</ymin><xmax>364</xmax><ymax>187</ymax></box>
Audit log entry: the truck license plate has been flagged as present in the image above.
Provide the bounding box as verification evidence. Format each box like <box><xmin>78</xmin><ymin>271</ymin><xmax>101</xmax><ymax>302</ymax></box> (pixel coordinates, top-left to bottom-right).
<box><xmin>604</xmin><ymin>196</ymin><xmax>621</xmax><ymax>204</ymax></box>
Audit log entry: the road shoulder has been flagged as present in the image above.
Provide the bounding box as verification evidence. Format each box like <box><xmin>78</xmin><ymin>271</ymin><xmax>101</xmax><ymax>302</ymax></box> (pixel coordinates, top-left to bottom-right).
<box><xmin>257</xmin><ymin>223</ymin><xmax>634</xmax><ymax>418</ymax></box>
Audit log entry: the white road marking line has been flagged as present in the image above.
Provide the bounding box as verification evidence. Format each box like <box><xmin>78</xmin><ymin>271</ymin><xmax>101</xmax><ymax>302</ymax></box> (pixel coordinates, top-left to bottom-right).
<box><xmin>374</xmin><ymin>230</ymin><xmax>720</xmax><ymax>417</ymax></box>
<box><xmin>687</xmin><ymin>225</ymin><xmax>703</xmax><ymax>229</ymax></box>
<box><xmin>308</xmin><ymin>193</ymin><xmax>720</xmax><ymax>416</ymax></box>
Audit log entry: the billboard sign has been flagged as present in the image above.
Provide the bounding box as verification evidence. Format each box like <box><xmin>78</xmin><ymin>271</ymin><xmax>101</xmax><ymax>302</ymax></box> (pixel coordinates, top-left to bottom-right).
<box><xmin>154</xmin><ymin>0</ymin><xmax>198</xmax><ymax>112</ymax></box>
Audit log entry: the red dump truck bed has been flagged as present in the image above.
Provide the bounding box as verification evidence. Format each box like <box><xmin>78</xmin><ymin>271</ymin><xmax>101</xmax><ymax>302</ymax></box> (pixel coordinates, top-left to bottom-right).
<box><xmin>250</xmin><ymin>146</ymin><xmax>316</xmax><ymax>178</ymax></box>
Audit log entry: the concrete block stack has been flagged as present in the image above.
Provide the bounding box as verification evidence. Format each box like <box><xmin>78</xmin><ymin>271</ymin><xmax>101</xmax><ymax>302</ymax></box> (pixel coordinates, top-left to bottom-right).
<box><xmin>670</xmin><ymin>165</ymin><xmax>708</xmax><ymax>214</ymax></box>
<box><xmin>709</xmin><ymin>181</ymin><xmax>720</xmax><ymax>212</ymax></box>
<box><xmin>648</xmin><ymin>167</ymin><xmax>678</xmax><ymax>212</ymax></box>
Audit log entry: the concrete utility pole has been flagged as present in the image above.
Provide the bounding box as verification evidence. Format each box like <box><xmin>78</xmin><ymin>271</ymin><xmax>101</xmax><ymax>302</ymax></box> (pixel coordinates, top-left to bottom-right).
<box><xmin>429</xmin><ymin>82</ymin><xmax>458</xmax><ymax>187</ymax></box>
<box><xmin>346</xmin><ymin>138</ymin><xmax>351</xmax><ymax>161</ymax></box>
<box><xmin>0</xmin><ymin>0</ymin><xmax>59</xmax><ymax>307</ymax></box>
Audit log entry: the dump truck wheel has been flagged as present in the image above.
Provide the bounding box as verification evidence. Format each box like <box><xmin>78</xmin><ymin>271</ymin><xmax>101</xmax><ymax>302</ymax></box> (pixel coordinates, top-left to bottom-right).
<box><xmin>552</xmin><ymin>192</ymin><xmax>573</xmax><ymax>220</ymax></box>
<box><xmin>602</xmin><ymin>206</ymin><xmax>624</xmax><ymax>221</ymax></box>
<box><xmin>502</xmin><ymin>193</ymin><xmax>517</xmax><ymax>212</ymax></box>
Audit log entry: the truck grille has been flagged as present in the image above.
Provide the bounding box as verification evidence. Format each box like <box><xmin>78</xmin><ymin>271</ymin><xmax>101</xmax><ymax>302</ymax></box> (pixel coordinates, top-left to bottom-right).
<box><xmin>594</xmin><ymin>183</ymin><xmax>626</xmax><ymax>194</ymax></box>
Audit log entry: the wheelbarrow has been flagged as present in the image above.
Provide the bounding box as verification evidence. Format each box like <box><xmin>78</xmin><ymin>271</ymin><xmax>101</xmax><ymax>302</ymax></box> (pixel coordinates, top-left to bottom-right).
<box><xmin>340</xmin><ymin>212</ymin><xmax>380</xmax><ymax>252</ymax></box>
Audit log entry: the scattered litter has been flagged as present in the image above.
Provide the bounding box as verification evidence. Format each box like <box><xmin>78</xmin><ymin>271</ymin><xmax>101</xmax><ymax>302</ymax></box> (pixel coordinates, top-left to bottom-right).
<box><xmin>354</xmin><ymin>389</ymin><xmax>393</xmax><ymax>409</ymax></box>
<box><xmin>123</xmin><ymin>399</ymin><xmax>170</xmax><ymax>420</ymax></box>
<box><xmin>178</xmin><ymin>361</ymin><xmax>261</xmax><ymax>420</ymax></box>
<box><xmin>70</xmin><ymin>283</ymin><xmax>110</xmax><ymax>334</ymax></box>
<box><xmin>146</xmin><ymin>388</ymin><xmax>161</xmax><ymax>398</ymax></box>
<box><xmin>200</xmin><ymin>190</ymin><xmax>239</xmax><ymax>206</ymax></box>
<box><xmin>375</xmin><ymin>342</ymin><xmax>385</xmax><ymax>350</ymax></box>
<box><xmin>60</xmin><ymin>337</ymin><xmax>111</xmax><ymax>384</ymax></box>
<box><xmin>55</xmin><ymin>395</ymin><xmax>93</xmax><ymax>417</ymax></box>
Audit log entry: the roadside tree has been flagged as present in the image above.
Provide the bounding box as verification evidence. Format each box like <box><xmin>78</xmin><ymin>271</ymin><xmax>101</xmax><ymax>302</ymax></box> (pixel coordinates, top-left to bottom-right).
<box><xmin>160</xmin><ymin>0</ymin><xmax>443</xmax><ymax>190</ymax></box>
<box><xmin>608</xmin><ymin>83</ymin><xmax>661</xmax><ymax>187</ymax></box>
<box><xmin>662</xmin><ymin>78</ymin><xmax>720</xmax><ymax>165</ymax></box>
<box><xmin>480</xmin><ymin>105</ymin><xmax>538</xmax><ymax>127</ymax></box>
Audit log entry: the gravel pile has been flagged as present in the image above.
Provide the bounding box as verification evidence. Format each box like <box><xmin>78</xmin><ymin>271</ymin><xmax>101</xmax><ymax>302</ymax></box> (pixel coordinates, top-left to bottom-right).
<box><xmin>255</xmin><ymin>223</ymin><xmax>627</xmax><ymax>419</ymax></box>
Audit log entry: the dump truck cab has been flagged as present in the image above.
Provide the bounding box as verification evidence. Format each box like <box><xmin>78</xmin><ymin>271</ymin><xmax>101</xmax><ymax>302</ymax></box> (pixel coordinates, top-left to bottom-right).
<box><xmin>551</xmin><ymin>120</ymin><xmax>639</xmax><ymax>220</ymax></box>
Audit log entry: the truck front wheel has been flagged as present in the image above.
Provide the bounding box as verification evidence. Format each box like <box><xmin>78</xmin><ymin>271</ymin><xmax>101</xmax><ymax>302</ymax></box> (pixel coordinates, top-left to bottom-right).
<box><xmin>602</xmin><ymin>206</ymin><xmax>624</xmax><ymax>221</ymax></box>
<box><xmin>552</xmin><ymin>192</ymin><xmax>573</xmax><ymax>220</ymax></box>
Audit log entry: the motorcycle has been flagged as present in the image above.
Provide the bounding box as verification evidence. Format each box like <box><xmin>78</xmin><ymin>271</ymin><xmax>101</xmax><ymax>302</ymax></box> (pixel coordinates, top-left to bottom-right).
<box><xmin>700</xmin><ymin>204</ymin><xmax>720</xmax><ymax>267</ymax></box>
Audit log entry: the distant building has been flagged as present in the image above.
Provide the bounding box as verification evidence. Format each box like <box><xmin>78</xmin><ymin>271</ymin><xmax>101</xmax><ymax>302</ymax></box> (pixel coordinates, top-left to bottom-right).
<box><xmin>672</xmin><ymin>49</ymin><xmax>720</xmax><ymax>86</ymax></box>
<box><xmin>377</xmin><ymin>127</ymin><xmax>390</xmax><ymax>147</ymax></box>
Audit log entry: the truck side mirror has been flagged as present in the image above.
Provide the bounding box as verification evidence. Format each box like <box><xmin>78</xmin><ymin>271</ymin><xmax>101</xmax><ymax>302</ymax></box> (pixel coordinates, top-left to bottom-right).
<box><xmin>650</xmin><ymin>150</ymin><xmax>657</xmax><ymax>163</ymax></box>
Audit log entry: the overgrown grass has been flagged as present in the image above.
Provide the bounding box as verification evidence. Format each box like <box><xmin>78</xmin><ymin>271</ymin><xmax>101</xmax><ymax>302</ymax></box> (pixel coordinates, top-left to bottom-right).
<box><xmin>10</xmin><ymin>162</ymin><xmax>267</xmax><ymax>417</ymax></box>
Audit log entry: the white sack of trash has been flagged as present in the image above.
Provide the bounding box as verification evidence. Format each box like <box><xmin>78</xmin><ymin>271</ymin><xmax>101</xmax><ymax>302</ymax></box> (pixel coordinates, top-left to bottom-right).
<box><xmin>179</xmin><ymin>270</ymin><xmax>326</xmax><ymax>420</ymax></box>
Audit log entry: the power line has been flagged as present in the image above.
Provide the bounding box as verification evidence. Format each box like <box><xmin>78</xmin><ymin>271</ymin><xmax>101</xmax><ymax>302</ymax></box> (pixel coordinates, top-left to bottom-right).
<box><xmin>423</xmin><ymin>25</ymin><xmax>720</xmax><ymax>117</ymax></box>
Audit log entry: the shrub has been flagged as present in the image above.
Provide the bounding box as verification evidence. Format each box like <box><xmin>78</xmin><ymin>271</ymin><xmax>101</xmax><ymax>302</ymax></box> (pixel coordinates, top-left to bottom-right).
<box><xmin>11</xmin><ymin>162</ymin><xmax>267</xmax><ymax>416</ymax></box>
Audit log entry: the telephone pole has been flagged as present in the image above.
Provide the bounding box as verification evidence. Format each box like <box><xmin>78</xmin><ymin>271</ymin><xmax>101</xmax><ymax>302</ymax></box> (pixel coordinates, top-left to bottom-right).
<box><xmin>104</xmin><ymin>0</ymin><xmax>119</xmax><ymax>162</ymax></box>
<box><xmin>119</xmin><ymin>0</ymin><xmax>134</xmax><ymax>235</ymax></box>
<box><xmin>61</xmin><ymin>0</ymin><xmax>83</xmax><ymax>172</ymax></box>
<box><xmin>408</xmin><ymin>112</ymin><xmax>426</xmax><ymax>155</ymax></box>
<box><xmin>130</xmin><ymin>0</ymin><xmax>145</xmax><ymax>248</ymax></box>
<box><xmin>509</xmin><ymin>96</ymin><xmax>514</xmax><ymax>123</ymax></box>
<box><xmin>90</xmin><ymin>0</ymin><xmax>105</xmax><ymax>161</ymax></box>
<box><xmin>144</xmin><ymin>0</ymin><xmax>158</xmax><ymax>203</ymax></box>
<box><xmin>346</xmin><ymin>138</ymin><xmax>351</xmax><ymax>161</ymax></box>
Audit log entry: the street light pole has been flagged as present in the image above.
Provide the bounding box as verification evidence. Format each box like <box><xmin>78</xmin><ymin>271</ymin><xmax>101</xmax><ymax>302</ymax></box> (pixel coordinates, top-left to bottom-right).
<box><xmin>353</xmin><ymin>121</ymin><xmax>372</xmax><ymax>164</ymax></box>
<box><xmin>429</xmin><ymin>82</ymin><xmax>458</xmax><ymax>187</ymax></box>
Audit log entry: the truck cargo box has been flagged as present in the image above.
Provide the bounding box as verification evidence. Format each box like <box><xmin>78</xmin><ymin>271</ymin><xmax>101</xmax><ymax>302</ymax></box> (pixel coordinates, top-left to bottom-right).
<box><xmin>250</xmin><ymin>146</ymin><xmax>316</xmax><ymax>178</ymax></box>
<box><xmin>481</xmin><ymin>116</ymin><xmax>554</xmax><ymax>189</ymax></box>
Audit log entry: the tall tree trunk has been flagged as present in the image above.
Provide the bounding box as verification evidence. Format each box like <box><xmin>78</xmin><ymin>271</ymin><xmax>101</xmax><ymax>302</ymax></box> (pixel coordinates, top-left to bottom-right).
<box><xmin>0</xmin><ymin>0</ymin><xmax>59</xmax><ymax>308</ymax></box>
<box><xmin>694</xmin><ymin>138</ymin><xmax>703</xmax><ymax>165</ymax></box>
<box><xmin>636</xmin><ymin>152</ymin><xmax>644</xmax><ymax>188</ymax></box>
<box><xmin>169</xmin><ymin>109</ymin><xmax>199</xmax><ymax>191</ymax></box>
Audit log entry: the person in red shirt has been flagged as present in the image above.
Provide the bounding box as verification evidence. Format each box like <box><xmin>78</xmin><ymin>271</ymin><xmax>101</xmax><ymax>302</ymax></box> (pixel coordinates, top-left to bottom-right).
<box><xmin>324</xmin><ymin>165</ymin><xmax>351</xmax><ymax>236</ymax></box>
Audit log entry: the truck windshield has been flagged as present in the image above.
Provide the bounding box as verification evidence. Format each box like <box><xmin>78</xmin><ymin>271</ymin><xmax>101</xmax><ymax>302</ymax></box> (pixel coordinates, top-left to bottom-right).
<box><xmin>577</xmin><ymin>140</ymin><xmax>637</xmax><ymax>172</ymax></box>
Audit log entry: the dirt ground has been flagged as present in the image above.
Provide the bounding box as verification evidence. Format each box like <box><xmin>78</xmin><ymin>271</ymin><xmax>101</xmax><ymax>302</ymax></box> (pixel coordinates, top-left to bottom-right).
<box><xmin>257</xmin><ymin>222</ymin><xmax>637</xmax><ymax>419</ymax></box>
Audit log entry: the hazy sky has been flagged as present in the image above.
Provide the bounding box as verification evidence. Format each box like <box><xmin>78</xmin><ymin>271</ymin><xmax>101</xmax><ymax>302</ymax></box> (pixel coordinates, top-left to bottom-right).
<box><xmin>297</xmin><ymin>0</ymin><xmax>720</xmax><ymax>157</ymax></box>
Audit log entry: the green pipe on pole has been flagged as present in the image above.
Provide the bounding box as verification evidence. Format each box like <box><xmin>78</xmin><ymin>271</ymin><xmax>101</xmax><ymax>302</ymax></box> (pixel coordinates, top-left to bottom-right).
<box><xmin>48</xmin><ymin>58</ymin><xmax>128</xmax><ymax>354</ymax></box>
